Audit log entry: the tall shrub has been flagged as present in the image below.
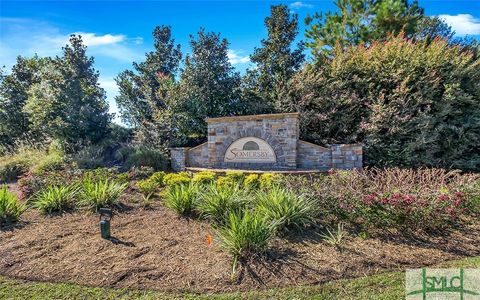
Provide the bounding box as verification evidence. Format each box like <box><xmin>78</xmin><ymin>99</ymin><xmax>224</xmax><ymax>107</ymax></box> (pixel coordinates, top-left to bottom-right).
<box><xmin>292</xmin><ymin>35</ymin><xmax>480</xmax><ymax>171</ymax></box>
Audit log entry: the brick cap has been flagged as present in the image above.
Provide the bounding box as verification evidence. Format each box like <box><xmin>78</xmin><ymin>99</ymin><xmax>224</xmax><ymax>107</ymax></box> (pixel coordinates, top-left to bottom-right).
<box><xmin>206</xmin><ymin>112</ymin><xmax>300</xmax><ymax>123</ymax></box>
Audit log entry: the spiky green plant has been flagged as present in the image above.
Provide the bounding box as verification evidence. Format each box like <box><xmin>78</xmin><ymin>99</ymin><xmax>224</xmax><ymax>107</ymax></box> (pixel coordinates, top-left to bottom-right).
<box><xmin>320</xmin><ymin>223</ymin><xmax>348</xmax><ymax>248</ymax></box>
<box><xmin>33</xmin><ymin>185</ymin><xmax>79</xmax><ymax>214</ymax></box>
<box><xmin>79</xmin><ymin>179</ymin><xmax>127</xmax><ymax>212</ymax></box>
<box><xmin>197</xmin><ymin>184</ymin><xmax>246</xmax><ymax>223</ymax></box>
<box><xmin>215</xmin><ymin>211</ymin><xmax>274</xmax><ymax>276</ymax></box>
<box><xmin>255</xmin><ymin>186</ymin><xmax>318</xmax><ymax>232</ymax></box>
<box><xmin>163</xmin><ymin>183</ymin><xmax>200</xmax><ymax>215</ymax></box>
<box><xmin>0</xmin><ymin>185</ymin><xmax>25</xmax><ymax>224</ymax></box>
<box><xmin>244</xmin><ymin>174</ymin><xmax>260</xmax><ymax>190</ymax></box>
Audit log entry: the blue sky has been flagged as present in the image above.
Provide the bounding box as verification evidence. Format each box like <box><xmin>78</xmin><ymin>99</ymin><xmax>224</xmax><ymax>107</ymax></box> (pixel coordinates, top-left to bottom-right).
<box><xmin>1</xmin><ymin>0</ymin><xmax>480</xmax><ymax>121</ymax></box>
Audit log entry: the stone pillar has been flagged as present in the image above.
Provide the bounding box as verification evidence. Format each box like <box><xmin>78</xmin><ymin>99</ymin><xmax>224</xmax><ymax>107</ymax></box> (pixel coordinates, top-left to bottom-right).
<box><xmin>170</xmin><ymin>147</ymin><xmax>190</xmax><ymax>172</ymax></box>
<box><xmin>330</xmin><ymin>144</ymin><xmax>363</xmax><ymax>170</ymax></box>
<box><xmin>283</xmin><ymin>114</ymin><xmax>299</xmax><ymax>169</ymax></box>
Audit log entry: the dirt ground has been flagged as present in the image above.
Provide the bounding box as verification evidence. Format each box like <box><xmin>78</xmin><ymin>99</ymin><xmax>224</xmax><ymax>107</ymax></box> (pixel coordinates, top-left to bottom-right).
<box><xmin>1</xmin><ymin>193</ymin><xmax>480</xmax><ymax>294</ymax></box>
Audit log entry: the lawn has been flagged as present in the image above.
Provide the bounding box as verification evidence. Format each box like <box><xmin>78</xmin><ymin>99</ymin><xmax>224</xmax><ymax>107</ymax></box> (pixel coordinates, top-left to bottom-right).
<box><xmin>1</xmin><ymin>256</ymin><xmax>479</xmax><ymax>300</ymax></box>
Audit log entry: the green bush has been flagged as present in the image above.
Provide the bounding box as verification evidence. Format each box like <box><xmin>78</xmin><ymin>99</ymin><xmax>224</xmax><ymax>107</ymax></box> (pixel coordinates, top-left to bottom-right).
<box><xmin>292</xmin><ymin>35</ymin><xmax>480</xmax><ymax>171</ymax></box>
<box><xmin>0</xmin><ymin>185</ymin><xmax>25</xmax><ymax>224</ymax></box>
<box><xmin>225</xmin><ymin>171</ymin><xmax>244</xmax><ymax>183</ymax></box>
<box><xmin>124</xmin><ymin>147</ymin><xmax>168</xmax><ymax>171</ymax></box>
<box><xmin>197</xmin><ymin>184</ymin><xmax>246</xmax><ymax>223</ymax></box>
<box><xmin>215</xmin><ymin>211</ymin><xmax>273</xmax><ymax>273</ymax></box>
<box><xmin>33</xmin><ymin>185</ymin><xmax>79</xmax><ymax>214</ymax></box>
<box><xmin>32</xmin><ymin>151</ymin><xmax>65</xmax><ymax>174</ymax></box>
<box><xmin>136</xmin><ymin>171</ymin><xmax>167</xmax><ymax>196</ymax></box>
<box><xmin>149</xmin><ymin>171</ymin><xmax>166</xmax><ymax>185</ymax></box>
<box><xmin>256</xmin><ymin>186</ymin><xmax>318</xmax><ymax>232</ymax></box>
<box><xmin>73</xmin><ymin>145</ymin><xmax>105</xmax><ymax>169</ymax></box>
<box><xmin>163</xmin><ymin>172</ymin><xmax>191</xmax><ymax>186</ymax></box>
<box><xmin>127</xmin><ymin>166</ymin><xmax>154</xmax><ymax>180</ymax></box>
<box><xmin>79</xmin><ymin>179</ymin><xmax>127</xmax><ymax>211</ymax></box>
<box><xmin>244</xmin><ymin>174</ymin><xmax>260</xmax><ymax>190</ymax></box>
<box><xmin>164</xmin><ymin>183</ymin><xmax>199</xmax><ymax>215</ymax></box>
<box><xmin>310</xmin><ymin>168</ymin><xmax>479</xmax><ymax>232</ymax></box>
<box><xmin>216</xmin><ymin>176</ymin><xmax>235</xmax><ymax>187</ymax></box>
<box><xmin>0</xmin><ymin>158</ymin><xmax>30</xmax><ymax>182</ymax></box>
<box><xmin>259</xmin><ymin>173</ymin><xmax>283</xmax><ymax>189</ymax></box>
<box><xmin>136</xmin><ymin>178</ymin><xmax>158</xmax><ymax>196</ymax></box>
<box><xmin>192</xmin><ymin>171</ymin><xmax>216</xmax><ymax>185</ymax></box>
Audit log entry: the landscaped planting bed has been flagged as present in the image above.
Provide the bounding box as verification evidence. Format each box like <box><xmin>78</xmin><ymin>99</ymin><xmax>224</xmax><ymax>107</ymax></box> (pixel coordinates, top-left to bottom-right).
<box><xmin>0</xmin><ymin>168</ymin><xmax>479</xmax><ymax>293</ymax></box>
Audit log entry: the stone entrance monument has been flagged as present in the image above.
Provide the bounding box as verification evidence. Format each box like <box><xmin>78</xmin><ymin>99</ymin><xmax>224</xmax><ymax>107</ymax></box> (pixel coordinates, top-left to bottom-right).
<box><xmin>170</xmin><ymin>113</ymin><xmax>362</xmax><ymax>172</ymax></box>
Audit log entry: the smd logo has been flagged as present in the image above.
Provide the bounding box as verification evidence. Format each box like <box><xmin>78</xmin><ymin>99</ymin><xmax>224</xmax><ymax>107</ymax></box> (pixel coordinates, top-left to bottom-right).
<box><xmin>406</xmin><ymin>268</ymin><xmax>480</xmax><ymax>300</ymax></box>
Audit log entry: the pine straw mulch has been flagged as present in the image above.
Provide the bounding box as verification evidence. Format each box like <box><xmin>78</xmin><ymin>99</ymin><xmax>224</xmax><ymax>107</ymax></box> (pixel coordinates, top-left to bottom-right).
<box><xmin>1</xmin><ymin>195</ymin><xmax>479</xmax><ymax>294</ymax></box>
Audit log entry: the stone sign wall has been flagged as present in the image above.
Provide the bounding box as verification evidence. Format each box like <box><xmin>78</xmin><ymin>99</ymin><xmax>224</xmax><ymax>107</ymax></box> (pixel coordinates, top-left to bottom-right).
<box><xmin>170</xmin><ymin>113</ymin><xmax>362</xmax><ymax>172</ymax></box>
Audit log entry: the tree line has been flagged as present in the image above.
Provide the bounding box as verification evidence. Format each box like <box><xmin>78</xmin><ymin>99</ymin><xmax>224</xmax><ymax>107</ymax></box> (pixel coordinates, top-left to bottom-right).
<box><xmin>1</xmin><ymin>0</ymin><xmax>479</xmax><ymax>171</ymax></box>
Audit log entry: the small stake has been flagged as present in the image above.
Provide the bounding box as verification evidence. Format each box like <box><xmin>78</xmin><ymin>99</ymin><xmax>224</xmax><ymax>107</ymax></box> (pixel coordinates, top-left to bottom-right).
<box><xmin>99</xmin><ymin>208</ymin><xmax>113</xmax><ymax>239</ymax></box>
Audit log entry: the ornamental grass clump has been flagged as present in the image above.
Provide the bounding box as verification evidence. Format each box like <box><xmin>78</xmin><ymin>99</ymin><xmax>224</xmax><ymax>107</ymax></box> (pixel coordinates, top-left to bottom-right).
<box><xmin>33</xmin><ymin>184</ymin><xmax>79</xmax><ymax>214</ymax></box>
<box><xmin>215</xmin><ymin>210</ymin><xmax>274</xmax><ymax>275</ymax></box>
<box><xmin>0</xmin><ymin>185</ymin><xmax>25</xmax><ymax>224</ymax></box>
<box><xmin>164</xmin><ymin>183</ymin><xmax>200</xmax><ymax>216</ymax></box>
<box><xmin>255</xmin><ymin>185</ymin><xmax>318</xmax><ymax>232</ymax></box>
<box><xmin>79</xmin><ymin>178</ymin><xmax>127</xmax><ymax>212</ymax></box>
<box><xmin>197</xmin><ymin>184</ymin><xmax>247</xmax><ymax>223</ymax></box>
<box><xmin>244</xmin><ymin>174</ymin><xmax>260</xmax><ymax>190</ymax></box>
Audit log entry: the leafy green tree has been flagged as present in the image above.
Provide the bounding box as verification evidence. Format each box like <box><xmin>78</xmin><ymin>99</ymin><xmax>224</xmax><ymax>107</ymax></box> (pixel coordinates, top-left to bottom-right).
<box><xmin>291</xmin><ymin>35</ymin><xmax>480</xmax><ymax>171</ymax></box>
<box><xmin>115</xmin><ymin>25</ymin><xmax>182</xmax><ymax>148</ymax></box>
<box><xmin>0</xmin><ymin>56</ymin><xmax>46</xmax><ymax>149</ymax></box>
<box><xmin>173</xmin><ymin>28</ymin><xmax>241</xmax><ymax>138</ymax></box>
<box><xmin>248</xmin><ymin>5</ymin><xmax>305</xmax><ymax>112</ymax></box>
<box><xmin>24</xmin><ymin>35</ymin><xmax>110</xmax><ymax>149</ymax></box>
<box><xmin>413</xmin><ymin>16</ymin><xmax>454</xmax><ymax>42</ymax></box>
<box><xmin>305</xmin><ymin>0</ymin><xmax>424</xmax><ymax>57</ymax></box>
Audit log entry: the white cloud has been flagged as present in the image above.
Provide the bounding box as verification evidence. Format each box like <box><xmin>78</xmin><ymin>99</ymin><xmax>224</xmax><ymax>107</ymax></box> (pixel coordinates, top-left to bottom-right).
<box><xmin>290</xmin><ymin>1</ymin><xmax>313</xmax><ymax>9</ymax></box>
<box><xmin>0</xmin><ymin>18</ymin><xmax>143</xmax><ymax>69</ymax></box>
<box><xmin>438</xmin><ymin>14</ymin><xmax>480</xmax><ymax>36</ymax></box>
<box><xmin>227</xmin><ymin>49</ymin><xmax>250</xmax><ymax>65</ymax></box>
<box><xmin>132</xmin><ymin>37</ymin><xmax>144</xmax><ymax>45</ymax></box>
<box><xmin>73</xmin><ymin>32</ymin><xmax>126</xmax><ymax>46</ymax></box>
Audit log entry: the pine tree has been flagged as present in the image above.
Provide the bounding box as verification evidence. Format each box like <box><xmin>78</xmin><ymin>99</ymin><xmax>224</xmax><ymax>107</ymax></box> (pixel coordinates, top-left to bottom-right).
<box><xmin>248</xmin><ymin>5</ymin><xmax>305</xmax><ymax>112</ymax></box>
<box><xmin>305</xmin><ymin>0</ymin><xmax>424</xmax><ymax>57</ymax></box>
<box><xmin>115</xmin><ymin>25</ymin><xmax>181</xmax><ymax>127</ymax></box>
<box><xmin>115</xmin><ymin>25</ymin><xmax>182</xmax><ymax>147</ymax></box>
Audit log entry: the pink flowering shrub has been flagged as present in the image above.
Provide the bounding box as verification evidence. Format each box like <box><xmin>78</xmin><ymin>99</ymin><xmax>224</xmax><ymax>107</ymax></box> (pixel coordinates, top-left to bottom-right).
<box><xmin>308</xmin><ymin>168</ymin><xmax>479</xmax><ymax>232</ymax></box>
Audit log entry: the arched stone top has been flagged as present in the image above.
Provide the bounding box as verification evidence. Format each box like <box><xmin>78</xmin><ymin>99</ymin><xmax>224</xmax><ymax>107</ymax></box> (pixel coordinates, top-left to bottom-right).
<box><xmin>224</xmin><ymin>137</ymin><xmax>276</xmax><ymax>163</ymax></box>
<box><xmin>217</xmin><ymin>129</ymin><xmax>286</xmax><ymax>167</ymax></box>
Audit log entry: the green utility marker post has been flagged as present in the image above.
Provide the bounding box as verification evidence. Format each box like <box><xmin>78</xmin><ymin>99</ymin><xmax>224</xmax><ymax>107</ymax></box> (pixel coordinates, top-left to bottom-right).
<box><xmin>99</xmin><ymin>208</ymin><xmax>113</xmax><ymax>239</ymax></box>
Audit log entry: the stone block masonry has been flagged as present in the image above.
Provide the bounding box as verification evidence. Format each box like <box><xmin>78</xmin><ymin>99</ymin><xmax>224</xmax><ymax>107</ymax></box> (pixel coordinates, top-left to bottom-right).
<box><xmin>170</xmin><ymin>113</ymin><xmax>362</xmax><ymax>172</ymax></box>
